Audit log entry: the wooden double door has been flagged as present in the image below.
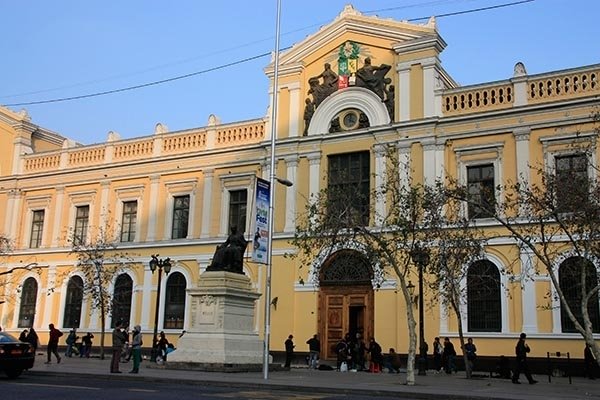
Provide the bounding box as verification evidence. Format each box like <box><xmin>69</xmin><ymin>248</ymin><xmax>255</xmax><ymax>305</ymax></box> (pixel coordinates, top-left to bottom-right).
<box><xmin>318</xmin><ymin>284</ymin><xmax>374</xmax><ymax>360</ymax></box>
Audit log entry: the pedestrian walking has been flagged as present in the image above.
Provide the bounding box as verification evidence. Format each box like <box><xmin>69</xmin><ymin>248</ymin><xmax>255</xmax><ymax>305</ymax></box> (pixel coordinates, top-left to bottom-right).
<box><xmin>306</xmin><ymin>334</ymin><xmax>320</xmax><ymax>369</ymax></box>
<box><xmin>464</xmin><ymin>337</ymin><xmax>477</xmax><ymax>373</ymax></box>
<box><xmin>129</xmin><ymin>325</ymin><xmax>143</xmax><ymax>374</ymax></box>
<box><xmin>284</xmin><ymin>334</ymin><xmax>295</xmax><ymax>369</ymax></box>
<box><xmin>45</xmin><ymin>323</ymin><xmax>63</xmax><ymax>364</ymax></box>
<box><xmin>512</xmin><ymin>332</ymin><xmax>537</xmax><ymax>384</ymax></box>
<box><xmin>443</xmin><ymin>337</ymin><xmax>456</xmax><ymax>374</ymax></box>
<box><xmin>110</xmin><ymin>322</ymin><xmax>127</xmax><ymax>373</ymax></box>
<box><xmin>65</xmin><ymin>329</ymin><xmax>78</xmax><ymax>357</ymax></box>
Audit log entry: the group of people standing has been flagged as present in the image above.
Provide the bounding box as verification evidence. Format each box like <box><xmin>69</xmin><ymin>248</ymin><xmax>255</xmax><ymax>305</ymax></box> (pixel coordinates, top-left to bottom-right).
<box><xmin>110</xmin><ymin>322</ymin><xmax>144</xmax><ymax>374</ymax></box>
<box><xmin>335</xmin><ymin>333</ymin><xmax>383</xmax><ymax>372</ymax></box>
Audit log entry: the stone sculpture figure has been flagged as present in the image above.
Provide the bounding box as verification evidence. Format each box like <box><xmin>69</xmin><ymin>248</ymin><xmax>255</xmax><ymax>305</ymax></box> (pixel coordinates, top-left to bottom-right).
<box><xmin>207</xmin><ymin>226</ymin><xmax>248</xmax><ymax>274</ymax></box>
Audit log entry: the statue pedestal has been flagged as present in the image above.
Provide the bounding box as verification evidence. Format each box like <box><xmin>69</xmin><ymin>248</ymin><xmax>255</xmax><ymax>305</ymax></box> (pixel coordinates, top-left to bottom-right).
<box><xmin>166</xmin><ymin>271</ymin><xmax>267</xmax><ymax>371</ymax></box>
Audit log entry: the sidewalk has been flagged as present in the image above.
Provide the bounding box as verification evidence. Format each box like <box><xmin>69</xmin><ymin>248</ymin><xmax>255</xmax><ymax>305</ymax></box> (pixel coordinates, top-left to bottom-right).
<box><xmin>27</xmin><ymin>354</ymin><xmax>598</xmax><ymax>400</ymax></box>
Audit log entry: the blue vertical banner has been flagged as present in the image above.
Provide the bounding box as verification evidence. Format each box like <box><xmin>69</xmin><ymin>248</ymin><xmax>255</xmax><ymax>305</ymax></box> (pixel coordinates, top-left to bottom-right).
<box><xmin>252</xmin><ymin>177</ymin><xmax>271</xmax><ymax>264</ymax></box>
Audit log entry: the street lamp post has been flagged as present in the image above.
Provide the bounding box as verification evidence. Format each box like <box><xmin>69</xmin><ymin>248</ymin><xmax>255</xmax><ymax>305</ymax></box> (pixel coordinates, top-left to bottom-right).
<box><xmin>149</xmin><ymin>255</ymin><xmax>171</xmax><ymax>362</ymax></box>
<box><xmin>263</xmin><ymin>0</ymin><xmax>283</xmax><ymax>381</ymax></box>
<box><xmin>411</xmin><ymin>246</ymin><xmax>430</xmax><ymax>376</ymax></box>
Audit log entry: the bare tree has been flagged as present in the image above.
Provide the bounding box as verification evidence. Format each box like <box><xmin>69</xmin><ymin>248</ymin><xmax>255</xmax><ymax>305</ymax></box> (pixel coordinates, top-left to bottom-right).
<box><xmin>69</xmin><ymin>226</ymin><xmax>134</xmax><ymax>359</ymax></box>
<box><xmin>290</xmin><ymin>147</ymin><xmax>476</xmax><ymax>384</ymax></box>
<box><xmin>446</xmin><ymin>139</ymin><xmax>600</xmax><ymax>367</ymax></box>
<box><xmin>424</xmin><ymin>184</ymin><xmax>487</xmax><ymax>378</ymax></box>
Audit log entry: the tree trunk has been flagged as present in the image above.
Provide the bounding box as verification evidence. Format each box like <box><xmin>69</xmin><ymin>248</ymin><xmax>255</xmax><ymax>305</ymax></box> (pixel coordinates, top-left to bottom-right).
<box><xmin>400</xmin><ymin>277</ymin><xmax>417</xmax><ymax>386</ymax></box>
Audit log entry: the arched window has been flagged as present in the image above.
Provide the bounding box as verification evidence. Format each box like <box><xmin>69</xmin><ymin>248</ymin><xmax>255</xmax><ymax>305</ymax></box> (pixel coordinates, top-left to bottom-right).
<box><xmin>320</xmin><ymin>250</ymin><xmax>373</xmax><ymax>286</ymax></box>
<box><xmin>18</xmin><ymin>277</ymin><xmax>38</xmax><ymax>328</ymax></box>
<box><xmin>111</xmin><ymin>274</ymin><xmax>133</xmax><ymax>328</ymax></box>
<box><xmin>559</xmin><ymin>257</ymin><xmax>600</xmax><ymax>333</ymax></box>
<box><xmin>63</xmin><ymin>276</ymin><xmax>84</xmax><ymax>329</ymax></box>
<box><xmin>163</xmin><ymin>272</ymin><xmax>186</xmax><ymax>329</ymax></box>
<box><xmin>467</xmin><ymin>260</ymin><xmax>501</xmax><ymax>332</ymax></box>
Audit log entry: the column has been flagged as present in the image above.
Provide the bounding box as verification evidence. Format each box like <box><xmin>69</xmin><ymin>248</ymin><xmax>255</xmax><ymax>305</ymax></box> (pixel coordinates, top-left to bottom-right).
<box><xmin>513</xmin><ymin>127</ymin><xmax>531</xmax><ymax>184</ymax></box>
<box><xmin>3</xmin><ymin>190</ymin><xmax>16</xmax><ymax>239</ymax></box>
<box><xmin>187</xmin><ymin>180</ymin><xmax>198</xmax><ymax>238</ymax></box>
<box><xmin>146</xmin><ymin>175</ymin><xmax>160</xmax><ymax>241</ymax></box>
<box><xmin>140</xmin><ymin>265</ymin><xmax>153</xmax><ymax>331</ymax></box>
<box><xmin>396</xmin><ymin>143</ymin><xmax>411</xmax><ymax>190</ymax></box>
<box><xmin>200</xmin><ymin>169</ymin><xmax>214</xmax><ymax>238</ymax></box>
<box><xmin>51</xmin><ymin>186</ymin><xmax>65</xmax><ymax>247</ymax></box>
<box><xmin>42</xmin><ymin>266</ymin><xmax>57</xmax><ymax>327</ymax></box>
<box><xmin>307</xmin><ymin>153</ymin><xmax>321</xmax><ymax>203</ymax></box>
<box><xmin>283</xmin><ymin>156</ymin><xmax>298</xmax><ymax>233</ymax></box>
<box><xmin>374</xmin><ymin>144</ymin><xmax>387</xmax><ymax>226</ymax></box>
<box><xmin>396</xmin><ymin>62</ymin><xmax>411</xmax><ymax>122</ymax></box>
<box><xmin>9</xmin><ymin>192</ymin><xmax>22</xmax><ymax>246</ymax></box>
<box><xmin>422</xmin><ymin>137</ymin><xmax>437</xmax><ymax>185</ymax></box>
<box><xmin>434</xmin><ymin>139</ymin><xmax>445</xmax><ymax>183</ymax></box>
<box><xmin>287</xmin><ymin>83</ymin><xmax>301</xmax><ymax>138</ymax></box>
<box><xmin>99</xmin><ymin>180</ymin><xmax>110</xmax><ymax>229</ymax></box>
<box><xmin>520</xmin><ymin>249</ymin><xmax>538</xmax><ymax>334</ymax></box>
<box><xmin>421</xmin><ymin>57</ymin><xmax>438</xmax><ymax>118</ymax></box>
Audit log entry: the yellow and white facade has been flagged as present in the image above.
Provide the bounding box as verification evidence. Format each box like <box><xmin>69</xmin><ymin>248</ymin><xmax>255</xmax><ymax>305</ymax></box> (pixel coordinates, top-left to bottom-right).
<box><xmin>1</xmin><ymin>5</ymin><xmax>599</xmax><ymax>360</ymax></box>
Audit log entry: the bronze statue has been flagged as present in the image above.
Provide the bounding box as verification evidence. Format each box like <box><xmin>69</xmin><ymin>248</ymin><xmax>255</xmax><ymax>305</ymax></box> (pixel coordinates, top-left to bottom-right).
<box><xmin>308</xmin><ymin>63</ymin><xmax>339</xmax><ymax>108</ymax></box>
<box><xmin>303</xmin><ymin>98</ymin><xmax>315</xmax><ymax>136</ymax></box>
<box><xmin>355</xmin><ymin>57</ymin><xmax>391</xmax><ymax>100</ymax></box>
<box><xmin>207</xmin><ymin>226</ymin><xmax>248</xmax><ymax>274</ymax></box>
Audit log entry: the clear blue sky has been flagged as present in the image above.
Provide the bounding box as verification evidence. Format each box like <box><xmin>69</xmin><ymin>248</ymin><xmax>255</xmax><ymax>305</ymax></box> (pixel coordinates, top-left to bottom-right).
<box><xmin>1</xmin><ymin>0</ymin><xmax>598</xmax><ymax>144</ymax></box>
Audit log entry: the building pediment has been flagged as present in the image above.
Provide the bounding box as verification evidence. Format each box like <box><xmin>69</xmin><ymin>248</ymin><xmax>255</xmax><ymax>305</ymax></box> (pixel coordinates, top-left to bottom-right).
<box><xmin>269</xmin><ymin>5</ymin><xmax>438</xmax><ymax>70</ymax></box>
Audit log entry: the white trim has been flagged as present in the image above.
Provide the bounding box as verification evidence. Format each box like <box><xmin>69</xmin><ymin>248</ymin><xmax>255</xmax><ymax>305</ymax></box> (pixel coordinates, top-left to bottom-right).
<box><xmin>218</xmin><ymin>173</ymin><xmax>255</xmax><ymax>236</ymax></box>
<box><xmin>307</xmin><ymin>87</ymin><xmax>390</xmax><ymax>135</ymax></box>
<box><xmin>459</xmin><ymin>253</ymin><xmax>510</xmax><ymax>335</ymax></box>
<box><xmin>163</xmin><ymin>179</ymin><xmax>198</xmax><ymax>240</ymax></box>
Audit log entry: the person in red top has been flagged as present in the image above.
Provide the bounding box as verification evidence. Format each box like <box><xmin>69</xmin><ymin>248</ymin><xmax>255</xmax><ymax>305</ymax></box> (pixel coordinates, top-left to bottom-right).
<box><xmin>46</xmin><ymin>323</ymin><xmax>63</xmax><ymax>364</ymax></box>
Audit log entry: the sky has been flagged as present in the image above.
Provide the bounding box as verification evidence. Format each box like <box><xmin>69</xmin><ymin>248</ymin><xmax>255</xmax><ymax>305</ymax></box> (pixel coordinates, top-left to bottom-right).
<box><xmin>1</xmin><ymin>0</ymin><xmax>598</xmax><ymax>145</ymax></box>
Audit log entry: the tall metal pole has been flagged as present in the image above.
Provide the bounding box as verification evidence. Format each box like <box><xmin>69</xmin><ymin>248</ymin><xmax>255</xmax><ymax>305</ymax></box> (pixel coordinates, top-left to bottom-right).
<box><xmin>263</xmin><ymin>0</ymin><xmax>282</xmax><ymax>381</ymax></box>
<box><xmin>418</xmin><ymin>261</ymin><xmax>426</xmax><ymax>375</ymax></box>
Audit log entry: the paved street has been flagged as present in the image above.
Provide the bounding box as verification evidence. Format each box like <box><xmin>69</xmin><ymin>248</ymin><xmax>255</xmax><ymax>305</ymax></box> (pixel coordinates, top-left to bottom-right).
<box><xmin>10</xmin><ymin>354</ymin><xmax>599</xmax><ymax>400</ymax></box>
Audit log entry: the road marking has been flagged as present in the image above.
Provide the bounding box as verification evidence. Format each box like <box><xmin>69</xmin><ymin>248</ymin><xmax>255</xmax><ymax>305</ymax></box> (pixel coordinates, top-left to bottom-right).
<box><xmin>14</xmin><ymin>383</ymin><xmax>100</xmax><ymax>390</ymax></box>
<box><xmin>212</xmin><ymin>391</ymin><xmax>331</xmax><ymax>399</ymax></box>
<box><xmin>128</xmin><ymin>388</ymin><xmax>158</xmax><ymax>393</ymax></box>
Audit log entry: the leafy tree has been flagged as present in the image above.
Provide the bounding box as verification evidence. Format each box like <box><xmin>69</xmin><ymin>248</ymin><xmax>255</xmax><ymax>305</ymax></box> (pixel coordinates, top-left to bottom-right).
<box><xmin>69</xmin><ymin>226</ymin><xmax>134</xmax><ymax>359</ymax></box>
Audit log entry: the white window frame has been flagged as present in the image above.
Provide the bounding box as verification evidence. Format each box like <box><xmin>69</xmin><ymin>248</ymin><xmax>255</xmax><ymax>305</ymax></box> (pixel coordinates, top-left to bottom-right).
<box><xmin>163</xmin><ymin>179</ymin><xmax>197</xmax><ymax>240</ymax></box>
<box><xmin>455</xmin><ymin>142</ymin><xmax>504</xmax><ymax>221</ymax></box>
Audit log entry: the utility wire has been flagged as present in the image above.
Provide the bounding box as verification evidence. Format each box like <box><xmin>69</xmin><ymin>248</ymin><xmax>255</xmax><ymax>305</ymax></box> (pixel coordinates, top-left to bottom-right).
<box><xmin>3</xmin><ymin>0</ymin><xmax>534</xmax><ymax>108</ymax></box>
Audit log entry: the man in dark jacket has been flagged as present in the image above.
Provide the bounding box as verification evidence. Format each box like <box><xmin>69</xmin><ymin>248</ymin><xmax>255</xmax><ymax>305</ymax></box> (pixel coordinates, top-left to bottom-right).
<box><xmin>110</xmin><ymin>322</ymin><xmax>128</xmax><ymax>373</ymax></box>
<box><xmin>512</xmin><ymin>332</ymin><xmax>537</xmax><ymax>384</ymax></box>
<box><xmin>45</xmin><ymin>323</ymin><xmax>63</xmax><ymax>364</ymax></box>
<box><xmin>306</xmin><ymin>334</ymin><xmax>320</xmax><ymax>369</ymax></box>
<box><xmin>284</xmin><ymin>334</ymin><xmax>295</xmax><ymax>369</ymax></box>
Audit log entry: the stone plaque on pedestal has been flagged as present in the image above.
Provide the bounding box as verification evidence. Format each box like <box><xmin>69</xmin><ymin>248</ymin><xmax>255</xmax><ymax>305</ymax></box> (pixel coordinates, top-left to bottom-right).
<box><xmin>165</xmin><ymin>270</ymin><xmax>267</xmax><ymax>371</ymax></box>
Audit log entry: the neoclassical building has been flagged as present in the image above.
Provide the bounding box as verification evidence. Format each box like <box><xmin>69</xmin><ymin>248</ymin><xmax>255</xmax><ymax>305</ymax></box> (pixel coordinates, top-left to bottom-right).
<box><xmin>1</xmin><ymin>5</ymin><xmax>599</xmax><ymax>361</ymax></box>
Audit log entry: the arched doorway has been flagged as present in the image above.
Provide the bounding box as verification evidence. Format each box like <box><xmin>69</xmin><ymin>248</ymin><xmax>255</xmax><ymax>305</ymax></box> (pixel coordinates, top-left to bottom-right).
<box><xmin>318</xmin><ymin>250</ymin><xmax>374</xmax><ymax>359</ymax></box>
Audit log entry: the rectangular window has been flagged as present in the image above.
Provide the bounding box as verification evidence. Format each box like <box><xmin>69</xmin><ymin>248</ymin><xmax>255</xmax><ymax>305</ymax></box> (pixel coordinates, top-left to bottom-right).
<box><xmin>172</xmin><ymin>195</ymin><xmax>190</xmax><ymax>239</ymax></box>
<box><xmin>29</xmin><ymin>210</ymin><xmax>45</xmax><ymax>248</ymax></box>
<box><xmin>120</xmin><ymin>201</ymin><xmax>137</xmax><ymax>242</ymax></box>
<box><xmin>467</xmin><ymin>164</ymin><xmax>495</xmax><ymax>219</ymax></box>
<box><xmin>228</xmin><ymin>189</ymin><xmax>247</xmax><ymax>233</ymax></box>
<box><xmin>556</xmin><ymin>154</ymin><xmax>588</xmax><ymax>212</ymax></box>
<box><xmin>327</xmin><ymin>151</ymin><xmax>370</xmax><ymax>225</ymax></box>
<box><xmin>74</xmin><ymin>205</ymin><xmax>90</xmax><ymax>244</ymax></box>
